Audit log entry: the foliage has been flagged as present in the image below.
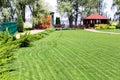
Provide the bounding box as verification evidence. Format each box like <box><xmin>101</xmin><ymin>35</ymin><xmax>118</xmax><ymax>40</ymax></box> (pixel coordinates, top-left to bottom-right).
<box><xmin>0</xmin><ymin>27</ymin><xmax>54</xmax><ymax>80</ymax></box>
<box><xmin>17</xmin><ymin>15</ymin><xmax>24</xmax><ymax>32</ymax></box>
<box><xmin>0</xmin><ymin>30</ymin><xmax>17</xmax><ymax>80</ymax></box>
<box><xmin>108</xmin><ymin>25</ymin><xmax>116</xmax><ymax>29</ymax></box>
<box><xmin>57</xmin><ymin>0</ymin><xmax>104</xmax><ymax>27</ymax></box>
<box><xmin>113</xmin><ymin>0</ymin><xmax>120</xmax><ymax>9</ymax></box>
<box><xmin>1</xmin><ymin>8</ymin><xmax>11</xmax><ymax>22</ymax></box>
<box><xmin>109</xmin><ymin>21</ymin><xmax>119</xmax><ymax>26</ymax></box>
<box><xmin>116</xmin><ymin>24</ymin><xmax>120</xmax><ymax>29</ymax></box>
<box><xmin>95</xmin><ymin>24</ymin><xmax>116</xmax><ymax>29</ymax></box>
<box><xmin>29</xmin><ymin>29</ymin><xmax>55</xmax><ymax>42</ymax></box>
<box><xmin>57</xmin><ymin>0</ymin><xmax>73</xmax><ymax>27</ymax></box>
<box><xmin>57</xmin><ymin>1</ymin><xmax>73</xmax><ymax>17</ymax></box>
<box><xmin>17</xmin><ymin>33</ymin><xmax>30</xmax><ymax>47</ymax></box>
<box><xmin>31</xmin><ymin>0</ymin><xmax>50</xmax><ymax>27</ymax></box>
<box><xmin>33</xmin><ymin>13</ymin><xmax>46</xmax><ymax>26</ymax></box>
<box><xmin>113</xmin><ymin>0</ymin><xmax>120</xmax><ymax>22</ymax></box>
<box><xmin>0</xmin><ymin>28</ymin><xmax>16</xmax><ymax>45</ymax></box>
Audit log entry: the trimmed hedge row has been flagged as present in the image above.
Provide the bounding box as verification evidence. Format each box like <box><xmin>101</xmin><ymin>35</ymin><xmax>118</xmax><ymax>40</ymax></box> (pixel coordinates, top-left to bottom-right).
<box><xmin>95</xmin><ymin>24</ymin><xmax>116</xmax><ymax>30</ymax></box>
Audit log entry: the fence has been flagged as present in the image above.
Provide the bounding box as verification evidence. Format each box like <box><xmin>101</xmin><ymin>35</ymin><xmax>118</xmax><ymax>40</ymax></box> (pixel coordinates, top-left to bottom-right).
<box><xmin>0</xmin><ymin>22</ymin><xmax>17</xmax><ymax>35</ymax></box>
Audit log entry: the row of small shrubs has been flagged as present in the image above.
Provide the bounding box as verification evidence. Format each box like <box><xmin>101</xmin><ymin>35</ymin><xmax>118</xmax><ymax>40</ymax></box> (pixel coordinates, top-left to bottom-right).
<box><xmin>95</xmin><ymin>24</ymin><xmax>116</xmax><ymax>30</ymax></box>
<box><xmin>0</xmin><ymin>28</ymin><xmax>55</xmax><ymax>80</ymax></box>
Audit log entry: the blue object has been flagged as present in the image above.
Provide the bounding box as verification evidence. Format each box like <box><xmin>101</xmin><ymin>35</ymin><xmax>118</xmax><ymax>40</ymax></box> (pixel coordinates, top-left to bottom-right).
<box><xmin>0</xmin><ymin>22</ymin><xmax>17</xmax><ymax>35</ymax></box>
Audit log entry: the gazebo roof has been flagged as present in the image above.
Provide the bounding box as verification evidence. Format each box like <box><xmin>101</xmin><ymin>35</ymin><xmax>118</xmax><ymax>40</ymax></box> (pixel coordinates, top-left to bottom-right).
<box><xmin>84</xmin><ymin>13</ymin><xmax>109</xmax><ymax>20</ymax></box>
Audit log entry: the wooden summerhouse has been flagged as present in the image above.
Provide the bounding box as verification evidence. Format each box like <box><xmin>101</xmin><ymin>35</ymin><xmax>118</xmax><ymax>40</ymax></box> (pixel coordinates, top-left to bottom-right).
<box><xmin>83</xmin><ymin>13</ymin><xmax>109</xmax><ymax>28</ymax></box>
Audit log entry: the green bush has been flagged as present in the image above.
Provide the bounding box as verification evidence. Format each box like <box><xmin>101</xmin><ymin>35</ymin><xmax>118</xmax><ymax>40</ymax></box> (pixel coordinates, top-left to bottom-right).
<box><xmin>29</xmin><ymin>29</ymin><xmax>55</xmax><ymax>42</ymax></box>
<box><xmin>95</xmin><ymin>24</ymin><xmax>116</xmax><ymax>30</ymax></box>
<box><xmin>0</xmin><ymin>28</ymin><xmax>55</xmax><ymax>80</ymax></box>
<box><xmin>0</xmin><ymin>31</ymin><xmax>17</xmax><ymax>80</ymax></box>
<box><xmin>116</xmin><ymin>24</ymin><xmax>120</xmax><ymax>29</ymax></box>
<box><xmin>17</xmin><ymin>15</ymin><xmax>24</xmax><ymax>32</ymax></box>
<box><xmin>109</xmin><ymin>21</ymin><xmax>118</xmax><ymax>26</ymax></box>
<box><xmin>0</xmin><ymin>29</ymin><xmax>16</xmax><ymax>45</ymax></box>
<box><xmin>95</xmin><ymin>26</ymin><xmax>101</xmax><ymax>30</ymax></box>
<box><xmin>108</xmin><ymin>26</ymin><xmax>116</xmax><ymax>29</ymax></box>
<box><xmin>16</xmin><ymin>33</ymin><xmax>30</xmax><ymax>47</ymax></box>
<box><xmin>100</xmin><ymin>26</ymin><xmax>107</xmax><ymax>29</ymax></box>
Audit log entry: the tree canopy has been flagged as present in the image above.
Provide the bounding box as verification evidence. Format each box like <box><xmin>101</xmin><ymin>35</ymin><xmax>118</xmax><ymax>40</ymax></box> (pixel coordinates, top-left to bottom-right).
<box><xmin>0</xmin><ymin>0</ymin><xmax>49</xmax><ymax>28</ymax></box>
<box><xmin>57</xmin><ymin>0</ymin><xmax>104</xmax><ymax>27</ymax></box>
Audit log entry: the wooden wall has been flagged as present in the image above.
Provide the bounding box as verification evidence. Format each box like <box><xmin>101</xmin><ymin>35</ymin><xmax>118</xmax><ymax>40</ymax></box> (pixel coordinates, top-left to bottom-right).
<box><xmin>38</xmin><ymin>15</ymin><xmax>52</xmax><ymax>29</ymax></box>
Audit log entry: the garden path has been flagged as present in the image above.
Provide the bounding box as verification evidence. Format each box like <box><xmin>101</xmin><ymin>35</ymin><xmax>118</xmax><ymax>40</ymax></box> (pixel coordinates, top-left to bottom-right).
<box><xmin>16</xmin><ymin>29</ymin><xmax>44</xmax><ymax>39</ymax></box>
<box><xmin>85</xmin><ymin>29</ymin><xmax>120</xmax><ymax>34</ymax></box>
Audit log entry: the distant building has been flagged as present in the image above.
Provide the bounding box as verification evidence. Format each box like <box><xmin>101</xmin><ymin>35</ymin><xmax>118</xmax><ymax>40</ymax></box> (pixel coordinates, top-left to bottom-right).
<box><xmin>83</xmin><ymin>13</ymin><xmax>109</xmax><ymax>28</ymax></box>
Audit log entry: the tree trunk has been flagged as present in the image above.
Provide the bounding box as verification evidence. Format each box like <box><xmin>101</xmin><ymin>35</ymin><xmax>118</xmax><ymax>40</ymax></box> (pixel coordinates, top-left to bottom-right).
<box><xmin>28</xmin><ymin>4</ymin><xmax>35</xmax><ymax>29</ymax></box>
<box><xmin>21</xmin><ymin>6</ymin><xmax>26</xmax><ymax>22</ymax></box>
<box><xmin>19</xmin><ymin>3</ymin><xmax>26</xmax><ymax>22</ymax></box>
<box><xmin>68</xmin><ymin>14</ymin><xmax>73</xmax><ymax>28</ymax></box>
<box><xmin>75</xmin><ymin>0</ymin><xmax>78</xmax><ymax>27</ymax></box>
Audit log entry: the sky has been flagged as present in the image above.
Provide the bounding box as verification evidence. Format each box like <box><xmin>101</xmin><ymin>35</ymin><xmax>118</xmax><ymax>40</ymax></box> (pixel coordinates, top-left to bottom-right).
<box><xmin>44</xmin><ymin>0</ymin><xmax>116</xmax><ymax>19</ymax></box>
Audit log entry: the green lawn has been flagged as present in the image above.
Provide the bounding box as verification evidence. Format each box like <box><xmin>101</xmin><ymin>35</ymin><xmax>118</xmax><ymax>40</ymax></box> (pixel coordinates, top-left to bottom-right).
<box><xmin>99</xmin><ymin>29</ymin><xmax>120</xmax><ymax>33</ymax></box>
<box><xmin>11</xmin><ymin>30</ymin><xmax>120</xmax><ymax>80</ymax></box>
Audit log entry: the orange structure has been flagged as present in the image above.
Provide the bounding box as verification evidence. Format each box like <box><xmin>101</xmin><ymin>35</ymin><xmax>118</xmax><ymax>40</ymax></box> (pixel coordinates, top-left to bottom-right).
<box><xmin>38</xmin><ymin>15</ymin><xmax>52</xmax><ymax>29</ymax></box>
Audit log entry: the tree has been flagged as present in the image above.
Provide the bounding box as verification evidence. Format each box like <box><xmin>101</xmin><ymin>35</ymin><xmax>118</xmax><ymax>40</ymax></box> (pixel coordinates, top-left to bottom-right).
<box><xmin>57</xmin><ymin>0</ymin><xmax>101</xmax><ymax>27</ymax></box>
<box><xmin>114</xmin><ymin>0</ymin><xmax>120</xmax><ymax>9</ymax></box>
<box><xmin>113</xmin><ymin>0</ymin><xmax>120</xmax><ymax>22</ymax></box>
<box><xmin>73</xmin><ymin>0</ymin><xmax>99</xmax><ymax>26</ymax></box>
<box><xmin>12</xmin><ymin>0</ymin><xmax>49</xmax><ymax>27</ymax></box>
<box><xmin>0</xmin><ymin>0</ymin><xmax>14</xmax><ymax>22</ymax></box>
<box><xmin>17</xmin><ymin>14</ymin><xmax>24</xmax><ymax>32</ymax></box>
<box><xmin>28</xmin><ymin>0</ymin><xmax>49</xmax><ymax>28</ymax></box>
<box><xmin>57</xmin><ymin>0</ymin><xmax>74</xmax><ymax>27</ymax></box>
<box><xmin>1</xmin><ymin>8</ymin><xmax>11</xmax><ymax>22</ymax></box>
<box><xmin>13</xmin><ymin>0</ymin><xmax>28</xmax><ymax>22</ymax></box>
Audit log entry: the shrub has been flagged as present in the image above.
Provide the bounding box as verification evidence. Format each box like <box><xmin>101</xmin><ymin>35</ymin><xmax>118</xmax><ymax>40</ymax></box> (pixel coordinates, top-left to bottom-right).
<box><xmin>0</xmin><ymin>28</ymin><xmax>55</xmax><ymax>80</ymax></box>
<box><xmin>109</xmin><ymin>21</ymin><xmax>118</xmax><ymax>26</ymax></box>
<box><xmin>0</xmin><ymin>30</ymin><xmax>17</xmax><ymax>80</ymax></box>
<box><xmin>95</xmin><ymin>26</ymin><xmax>101</xmax><ymax>30</ymax></box>
<box><xmin>116</xmin><ymin>24</ymin><xmax>120</xmax><ymax>29</ymax></box>
<box><xmin>17</xmin><ymin>15</ymin><xmax>24</xmax><ymax>32</ymax></box>
<box><xmin>0</xmin><ymin>28</ymin><xmax>16</xmax><ymax>44</ymax></box>
<box><xmin>100</xmin><ymin>25</ymin><xmax>107</xmax><ymax>29</ymax></box>
<box><xmin>17</xmin><ymin>33</ymin><xmax>30</xmax><ymax>47</ymax></box>
<box><xmin>29</xmin><ymin>33</ymin><xmax>45</xmax><ymax>42</ymax></box>
<box><xmin>28</xmin><ymin>28</ymin><xmax>55</xmax><ymax>42</ymax></box>
<box><xmin>95</xmin><ymin>24</ymin><xmax>116</xmax><ymax>29</ymax></box>
<box><xmin>108</xmin><ymin>26</ymin><xmax>116</xmax><ymax>29</ymax></box>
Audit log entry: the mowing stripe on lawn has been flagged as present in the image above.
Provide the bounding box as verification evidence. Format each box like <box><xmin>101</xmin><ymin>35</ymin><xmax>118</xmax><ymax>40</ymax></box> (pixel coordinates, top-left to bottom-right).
<box><xmin>10</xmin><ymin>30</ymin><xmax>120</xmax><ymax>80</ymax></box>
<box><xmin>60</xmin><ymin>38</ymin><xmax>119</xmax><ymax>80</ymax></box>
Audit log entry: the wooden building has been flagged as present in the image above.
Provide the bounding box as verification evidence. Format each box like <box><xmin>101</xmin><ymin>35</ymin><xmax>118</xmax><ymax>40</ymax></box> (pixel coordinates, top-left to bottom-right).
<box><xmin>37</xmin><ymin>12</ymin><xmax>54</xmax><ymax>29</ymax></box>
<box><xmin>83</xmin><ymin>13</ymin><xmax>109</xmax><ymax>28</ymax></box>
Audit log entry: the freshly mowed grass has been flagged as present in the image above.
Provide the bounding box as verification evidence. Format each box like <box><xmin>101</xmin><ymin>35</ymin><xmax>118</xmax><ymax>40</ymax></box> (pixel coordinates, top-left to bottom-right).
<box><xmin>99</xmin><ymin>29</ymin><xmax>120</xmax><ymax>33</ymax></box>
<box><xmin>11</xmin><ymin>30</ymin><xmax>120</xmax><ymax>80</ymax></box>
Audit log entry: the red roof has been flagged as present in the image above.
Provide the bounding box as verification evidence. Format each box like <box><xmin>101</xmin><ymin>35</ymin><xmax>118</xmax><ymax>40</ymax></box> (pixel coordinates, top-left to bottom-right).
<box><xmin>84</xmin><ymin>13</ymin><xmax>109</xmax><ymax>20</ymax></box>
